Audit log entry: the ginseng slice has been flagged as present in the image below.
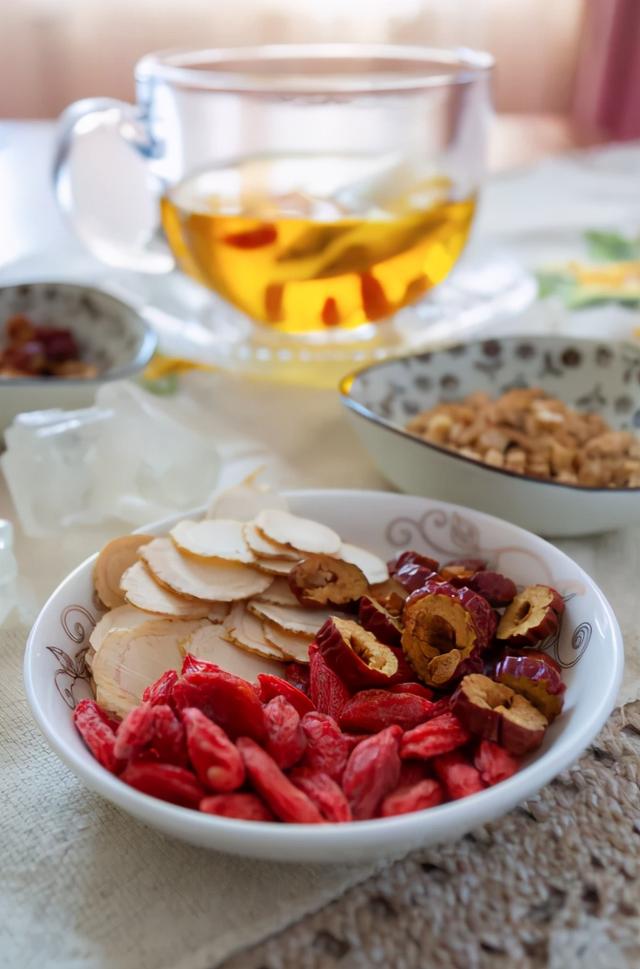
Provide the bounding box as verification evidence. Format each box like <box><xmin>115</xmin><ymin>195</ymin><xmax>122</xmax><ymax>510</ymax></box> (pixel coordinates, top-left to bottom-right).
<box><xmin>248</xmin><ymin>599</ymin><xmax>334</xmax><ymax>636</ymax></box>
<box><xmin>243</xmin><ymin>523</ymin><xmax>300</xmax><ymax>561</ymax></box>
<box><xmin>121</xmin><ymin>561</ymin><xmax>213</xmax><ymax>619</ymax></box>
<box><xmin>254</xmin><ymin>509</ymin><xmax>341</xmax><ymax>555</ymax></box>
<box><xmin>252</xmin><ymin>556</ymin><xmax>298</xmax><ymax>576</ymax></box>
<box><xmin>261</xmin><ymin>622</ymin><xmax>312</xmax><ymax>664</ymax></box>
<box><xmin>339</xmin><ymin>542</ymin><xmax>389</xmax><ymax>584</ymax></box>
<box><xmin>185</xmin><ymin>623</ymin><xmax>285</xmax><ymax>680</ymax></box>
<box><xmin>141</xmin><ymin>537</ymin><xmax>272</xmax><ymax>602</ymax></box>
<box><xmin>92</xmin><ymin>619</ymin><xmax>207</xmax><ymax>718</ymax></box>
<box><xmin>171</xmin><ymin>519</ymin><xmax>255</xmax><ymax>564</ymax></box>
<box><xmin>88</xmin><ymin>604</ymin><xmax>155</xmax><ymax>668</ymax></box>
<box><xmin>94</xmin><ymin>534</ymin><xmax>155</xmax><ymax>609</ymax></box>
<box><xmin>224</xmin><ymin>603</ymin><xmax>286</xmax><ymax>661</ymax></box>
<box><xmin>206</xmin><ymin>470</ymin><xmax>289</xmax><ymax>521</ymax></box>
<box><xmin>254</xmin><ymin>577</ymin><xmax>300</xmax><ymax>607</ymax></box>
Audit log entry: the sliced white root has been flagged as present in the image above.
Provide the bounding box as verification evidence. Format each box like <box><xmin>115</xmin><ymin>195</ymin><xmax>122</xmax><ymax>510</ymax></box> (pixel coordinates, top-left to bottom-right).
<box><xmin>254</xmin><ymin>577</ymin><xmax>300</xmax><ymax>608</ymax></box>
<box><xmin>254</xmin><ymin>509</ymin><xmax>341</xmax><ymax>556</ymax></box>
<box><xmin>224</xmin><ymin>603</ymin><xmax>286</xmax><ymax>661</ymax></box>
<box><xmin>92</xmin><ymin>618</ymin><xmax>207</xmax><ymax>718</ymax></box>
<box><xmin>88</xmin><ymin>604</ymin><xmax>156</xmax><ymax>669</ymax></box>
<box><xmin>206</xmin><ymin>469</ymin><xmax>289</xmax><ymax>522</ymax></box>
<box><xmin>170</xmin><ymin>519</ymin><xmax>255</xmax><ymax>564</ymax></box>
<box><xmin>184</xmin><ymin>622</ymin><xmax>284</xmax><ymax>681</ymax></box>
<box><xmin>252</xmin><ymin>556</ymin><xmax>298</xmax><ymax>576</ymax></box>
<box><xmin>141</xmin><ymin>537</ymin><xmax>271</xmax><ymax>602</ymax></box>
<box><xmin>262</xmin><ymin>622</ymin><xmax>312</xmax><ymax>664</ymax></box>
<box><xmin>248</xmin><ymin>599</ymin><xmax>334</xmax><ymax>636</ymax></box>
<box><xmin>338</xmin><ymin>542</ymin><xmax>389</xmax><ymax>584</ymax></box>
<box><xmin>208</xmin><ymin>602</ymin><xmax>231</xmax><ymax>624</ymax></box>
<box><xmin>121</xmin><ymin>561</ymin><xmax>213</xmax><ymax>619</ymax></box>
<box><xmin>93</xmin><ymin>534</ymin><xmax>155</xmax><ymax>609</ymax></box>
<box><xmin>243</xmin><ymin>523</ymin><xmax>300</xmax><ymax>561</ymax></box>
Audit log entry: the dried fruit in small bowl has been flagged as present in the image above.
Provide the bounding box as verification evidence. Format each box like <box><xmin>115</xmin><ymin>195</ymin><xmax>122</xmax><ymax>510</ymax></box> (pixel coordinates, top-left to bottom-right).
<box><xmin>316</xmin><ymin>616</ymin><xmax>403</xmax><ymax>690</ymax></box>
<box><xmin>289</xmin><ymin>554</ymin><xmax>368</xmax><ymax>608</ymax></box>
<box><xmin>401</xmin><ymin>581</ymin><xmax>496</xmax><ymax>688</ymax></box>
<box><xmin>497</xmin><ymin>585</ymin><xmax>564</xmax><ymax>647</ymax></box>
<box><xmin>0</xmin><ymin>313</ymin><xmax>99</xmax><ymax>378</ymax></box>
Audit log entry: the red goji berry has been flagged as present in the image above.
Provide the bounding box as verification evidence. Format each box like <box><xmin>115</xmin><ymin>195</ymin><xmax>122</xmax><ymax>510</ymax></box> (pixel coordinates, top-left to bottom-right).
<box><xmin>223</xmin><ymin>224</ymin><xmax>277</xmax><ymax>249</ymax></box>
<box><xmin>263</xmin><ymin>696</ymin><xmax>306</xmax><ymax>770</ymax></box>
<box><xmin>428</xmin><ymin>697</ymin><xmax>453</xmax><ymax>719</ymax></box>
<box><xmin>389</xmin><ymin>682</ymin><xmax>434</xmax><ymax>701</ymax></box>
<box><xmin>264</xmin><ymin>283</ymin><xmax>284</xmax><ymax>323</ymax></box>
<box><xmin>380</xmin><ymin>778</ymin><xmax>445</xmax><ymax>817</ymax></box>
<box><xmin>433</xmin><ymin>751</ymin><xmax>485</xmax><ymax>800</ymax></box>
<box><xmin>400</xmin><ymin>713</ymin><xmax>470</xmax><ymax>761</ymax></box>
<box><xmin>360</xmin><ymin>271</ymin><xmax>392</xmax><ymax>321</ymax></box>
<box><xmin>73</xmin><ymin>698</ymin><xmax>122</xmax><ymax>773</ymax></box>
<box><xmin>114</xmin><ymin>703</ymin><xmax>186</xmax><ymax>766</ymax></box>
<box><xmin>321</xmin><ymin>297</ymin><xmax>340</xmax><ymax>327</ymax></box>
<box><xmin>339</xmin><ymin>690</ymin><xmax>435</xmax><ymax>733</ymax></box>
<box><xmin>398</xmin><ymin>760</ymin><xmax>428</xmax><ymax>787</ymax></box>
<box><xmin>181</xmin><ymin>654</ymin><xmax>218</xmax><ymax>676</ymax></box>
<box><xmin>289</xmin><ymin>767</ymin><xmax>352</xmax><ymax>822</ymax></box>
<box><xmin>173</xmin><ymin>669</ymin><xmax>267</xmax><ymax>742</ymax></box>
<box><xmin>256</xmin><ymin>673</ymin><xmax>314</xmax><ymax>717</ymax></box>
<box><xmin>121</xmin><ymin>761</ymin><xmax>205</xmax><ymax>808</ymax></box>
<box><xmin>182</xmin><ymin>707</ymin><xmax>245</xmax><ymax>791</ymax></box>
<box><xmin>236</xmin><ymin>738</ymin><xmax>323</xmax><ymax>824</ymax></box>
<box><xmin>342</xmin><ymin>725</ymin><xmax>402</xmax><ymax>820</ymax></box>
<box><xmin>300</xmin><ymin>711</ymin><xmax>350</xmax><ymax>783</ymax></box>
<box><xmin>199</xmin><ymin>792</ymin><xmax>276</xmax><ymax>821</ymax></box>
<box><xmin>284</xmin><ymin>661</ymin><xmax>311</xmax><ymax>695</ymax></box>
<box><xmin>474</xmin><ymin>741</ymin><xmax>520</xmax><ymax>786</ymax></box>
<box><xmin>142</xmin><ymin>669</ymin><xmax>178</xmax><ymax>707</ymax></box>
<box><xmin>341</xmin><ymin>732</ymin><xmax>369</xmax><ymax>753</ymax></box>
<box><xmin>309</xmin><ymin>642</ymin><xmax>350</xmax><ymax>719</ymax></box>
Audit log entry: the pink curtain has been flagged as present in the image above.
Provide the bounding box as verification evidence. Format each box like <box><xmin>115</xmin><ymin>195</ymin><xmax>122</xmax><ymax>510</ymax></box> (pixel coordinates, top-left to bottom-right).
<box><xmin>573</xmin><ymin>0</ymin><xmax>640</xmax><ymax>140</ymax></box>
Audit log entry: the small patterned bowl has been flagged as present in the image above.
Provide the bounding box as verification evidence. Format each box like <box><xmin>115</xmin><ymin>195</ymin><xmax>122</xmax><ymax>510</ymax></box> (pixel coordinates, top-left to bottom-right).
<box><xmin>0</xmin><ymin>282</ymin><xmax>157</xmax><ymax>428</ymax></box>
<box><xmin>340</xmin><ymin>336</ymin><xmax>640</xmax><ymax>537</ymax></box>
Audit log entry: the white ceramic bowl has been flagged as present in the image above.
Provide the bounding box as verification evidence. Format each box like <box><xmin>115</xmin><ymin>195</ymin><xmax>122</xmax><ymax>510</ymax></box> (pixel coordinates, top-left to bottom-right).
<box><xmin>0</xmin><ymin>282</ymin><xmax>157</xmax><ymax>428</ymax></box>
<box><xmin>340</xmin><ymin>336</ymin><xmax>640</xmax><ymax>537</ymax></box>
<box><xmin>24</xmin><ymin>490</ymin><xmax>622</xmax><ymax>863</ymax></box>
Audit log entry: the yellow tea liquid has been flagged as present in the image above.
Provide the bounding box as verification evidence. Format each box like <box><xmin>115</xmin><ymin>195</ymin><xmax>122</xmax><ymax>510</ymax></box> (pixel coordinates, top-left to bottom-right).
<box><xmin>161</xmin><ymin>157</ymin><xmax>475</xmax><ymax>334</ymax></box>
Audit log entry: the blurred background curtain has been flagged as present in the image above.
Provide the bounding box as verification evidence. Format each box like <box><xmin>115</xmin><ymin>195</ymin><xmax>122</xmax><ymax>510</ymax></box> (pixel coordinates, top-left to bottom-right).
<box><xmin>0</xmin><ymin>0</ymin><xmax>584</xmax><ymax>118</ymax></box>
<box><xmin>573</xmin><ymin>0</ymin><xmax>640</xmax><ymax>140</ymax></box>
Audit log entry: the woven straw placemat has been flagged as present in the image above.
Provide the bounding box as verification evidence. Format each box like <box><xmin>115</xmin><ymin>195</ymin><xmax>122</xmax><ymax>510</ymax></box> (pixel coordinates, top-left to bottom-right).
<box><xmin>222</xmin><ymin>702</ymin><xmax>640</xmax><ymax>969</ymax></box>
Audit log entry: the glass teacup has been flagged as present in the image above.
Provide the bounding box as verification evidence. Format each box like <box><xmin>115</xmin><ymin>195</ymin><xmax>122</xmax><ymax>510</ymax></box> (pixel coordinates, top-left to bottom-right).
<box><xmin>55</xmin><ymin>45</ymin><xmax>493</xmax><ymax>356</ymax></box>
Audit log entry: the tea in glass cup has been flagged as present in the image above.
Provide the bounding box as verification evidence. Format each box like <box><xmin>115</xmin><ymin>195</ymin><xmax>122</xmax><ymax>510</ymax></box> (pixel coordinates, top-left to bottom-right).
<box><xmin>55</xmin><ymin>46</ymin><xmax>492</xmax><ymax>357</ymax></box>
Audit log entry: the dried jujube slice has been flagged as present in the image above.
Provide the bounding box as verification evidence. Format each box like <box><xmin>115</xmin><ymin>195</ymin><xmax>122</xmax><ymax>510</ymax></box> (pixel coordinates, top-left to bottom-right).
<box><xmin>468</xmin><ymin>571</ymin><xmax>517</xmax><ymax>607</ymax></box>
<box><xmin>368</xmin><ymin>578</ymin><xmax>407</xmax><ymax>618</ymax></box>
<box><xmin>288</xmin><ymin>554</ymin><xmax>368</xmax><ymax>608</ymax></box>
<box><xmin>389</xmin><ymin>550</ymin><xmax>440</xmax><ymax>576</ymax></box>
<box><xmin>451</xmin><ymin>673</ymin><xmax>515</xmax><ymax>742</ymax></box>
<box><xmin>358</xmin><ymin>596</ymin><xmax>402</xmax><ymax>648</ymax></box>
<box><xmin>498</xmin><ymin>694</ymin><xmax>548</xmax><ymax>755</ymax></box>
<box><xmin>451</xmin><ymin>673</ymin><xmax>548</xmax><ymax>754</ymax></box>
<box><xmin>392</xmin><ymin>558</ymin><xmax>440</xmax><ymax>595</ymax></box>
<box><xmin>495</xmin><ymin>653</ymin><xmax>566</xmax><ymax>721</ymax></box>
<box><xmin>401</xmin><ymin>581</ymin><xmax>497</xmax><ymax>688</ymax></box>
<box><xmin>496</xmin><ymin>584</ymin><xmax>564</xmax><ymax>646</ymax></box>
<box><xmin>316</xmin><ymin>616</ymin><xmax>401</xmax><ymax>690</ymax></box>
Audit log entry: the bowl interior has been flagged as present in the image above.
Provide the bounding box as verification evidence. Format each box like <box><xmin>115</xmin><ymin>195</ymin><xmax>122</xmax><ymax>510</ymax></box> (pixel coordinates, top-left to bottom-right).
<box><xmin>0</xmin><ymin>283</ymin><xmax>156</xmax><ymax>380</ymax></box>
<box><xmin>24</xmin><ymin>490</ymin><xmax>622</xmax><ymax>860</ymax></box>
<box><xmin>344</xmin><ymin>336</ymin><xmax>640</xmax><ymax>434</ymax></box>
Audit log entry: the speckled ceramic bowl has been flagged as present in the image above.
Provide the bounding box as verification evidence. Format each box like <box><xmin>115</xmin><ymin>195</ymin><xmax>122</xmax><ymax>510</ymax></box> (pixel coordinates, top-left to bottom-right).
<box><xmin>340</xmin><ymin>336</ymin><xmax>640</xmax><ymax>537</ymax></box>
<box><xmin>0</xmin><ymin>282</ymin><xmax>157</xmax><ymax>427</ymax></box>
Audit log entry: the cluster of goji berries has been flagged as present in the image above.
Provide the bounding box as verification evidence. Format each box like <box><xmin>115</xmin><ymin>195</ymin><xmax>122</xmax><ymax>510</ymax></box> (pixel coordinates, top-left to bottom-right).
<box><xmin>74</xmin><ymin>644</ymin><xmax>521</xmax><ymax>823</ymax></box>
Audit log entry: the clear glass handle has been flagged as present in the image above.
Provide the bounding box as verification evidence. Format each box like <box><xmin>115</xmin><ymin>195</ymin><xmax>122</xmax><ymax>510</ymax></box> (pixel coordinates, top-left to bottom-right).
<box><xmin>53</xmin><ymin>97</ymin><xmax>174</xmax><ymax>273</ymax></box>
